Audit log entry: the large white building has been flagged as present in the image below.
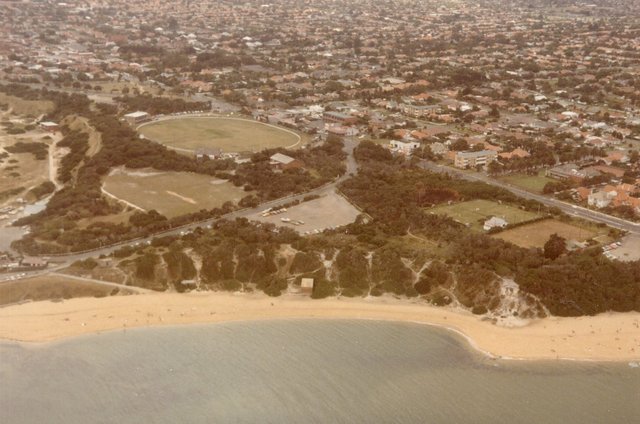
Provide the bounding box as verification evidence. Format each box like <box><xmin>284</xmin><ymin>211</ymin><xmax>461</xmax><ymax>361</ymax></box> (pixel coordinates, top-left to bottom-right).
<box><xmin>124</xmin><ymin>111</ymin><xmax>150</xmax><ymax>125</ymax></box>
<box><xmin>390</xmin><ymin>140</ymin><xmax>420</xmax><ymax>155</ymax></box>
<box><xmin>454</xmin><ymin>150</ymin><xmax>498</xmax><ymax>169</ymax></box>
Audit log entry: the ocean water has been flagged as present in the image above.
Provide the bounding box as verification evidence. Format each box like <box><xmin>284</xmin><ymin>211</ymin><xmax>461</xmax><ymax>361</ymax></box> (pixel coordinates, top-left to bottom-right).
<box><xmin>0</xmin><ymin>320</ymin><xmax>638</xmax><ymax>424</ymax></box>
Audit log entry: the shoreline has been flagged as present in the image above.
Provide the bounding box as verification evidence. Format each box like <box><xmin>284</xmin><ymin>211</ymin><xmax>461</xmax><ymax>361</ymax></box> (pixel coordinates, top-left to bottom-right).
<box><xmin>0</xmin><ymin>292</ymin><xmax>639</xmax><ymax>362</ymax></box>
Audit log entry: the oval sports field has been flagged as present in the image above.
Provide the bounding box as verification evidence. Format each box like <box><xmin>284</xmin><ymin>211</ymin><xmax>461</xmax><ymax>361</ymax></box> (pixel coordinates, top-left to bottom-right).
<box><xmin>138</xmin><ymin>116</ymin><xmax>302</xmax><ymax>153</ymax></box>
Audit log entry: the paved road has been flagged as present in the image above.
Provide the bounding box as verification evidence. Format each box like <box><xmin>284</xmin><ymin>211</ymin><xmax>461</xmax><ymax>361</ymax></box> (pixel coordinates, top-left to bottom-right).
<box><xmin>418</xmin><ymin>161</ymin><xmax>640</xmax><ymax>235</ymax></box>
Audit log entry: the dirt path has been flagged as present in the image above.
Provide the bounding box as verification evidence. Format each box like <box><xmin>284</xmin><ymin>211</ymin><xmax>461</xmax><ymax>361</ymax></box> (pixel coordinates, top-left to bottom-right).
<box><xmin>62</xmin><ymin>115</ymin><xmax>102</xmax><ymax>157</ymax></box>
<box><xmin>47</xmin><ymin>133</ymin><xmax>64</xmax><ymax>190</ymax></box>
<box><xmin>50</xmin><ymin>272</ymin><xmax>151</xmax><ymax>294</ymax></box>
<box><xmin>101</xmin><ymin>184</ymin><xmax>146</xmax><ymax>212</ymax></box>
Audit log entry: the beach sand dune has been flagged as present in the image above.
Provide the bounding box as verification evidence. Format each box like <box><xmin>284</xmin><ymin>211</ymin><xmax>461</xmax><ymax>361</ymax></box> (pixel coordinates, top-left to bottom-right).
<box><xmin>0</xmin><ymin>292</ymin><xmax>638</xmax><ymax>362</ymax></box>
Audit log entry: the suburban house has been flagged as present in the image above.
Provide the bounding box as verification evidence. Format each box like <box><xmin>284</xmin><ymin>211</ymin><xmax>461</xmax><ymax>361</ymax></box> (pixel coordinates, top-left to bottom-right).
<box><xmin>499</xmin><ymin>148</ymin><xmax>530</xmax><ymax>160</ymax></box>
<box><xmin>124</xmin><ymin>111</ymin><xmax>150</xmax><ymax>125</ymax></box>
<box><xmin>483</xmin><ymin>216</ymin><xmax>508</xmax><ymax>231</ymax></box>
<box><xmin>390</xmin><ymin>140</ymin><xmax>420</xmax><ymax>155</ymax></box>
<box><xmin>270</xmin><ymin>153</ymin><xmax>304</xmax><ymax>170</ymax></box>
<box><xmin>604</xmin><ymin>151</ymin><xmax>629</xmax><ymax>165</ymax></box>
<box><xmin>588</xmin><ymin>191</ymin><xmax>615</xmax><ymax>208</ymax></box>
<box><xmin>454</xmin><ymin>150</ymin><xmax>498</xmax><ymax>169</ymax></box>
<box><xmin>587</xmin><ymin>184</ymin><xmax>640</xmax><ymax>212</ymax></box>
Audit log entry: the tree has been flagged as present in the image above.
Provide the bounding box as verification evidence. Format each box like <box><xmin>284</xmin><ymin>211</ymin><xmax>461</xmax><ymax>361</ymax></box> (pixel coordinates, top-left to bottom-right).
<box><xmin>451</xmin><ymin>138</ymin><xmax>469</xmax><ymax>151</ymax></box>
<box><xmin>489</xmin><ymin>105</ymin><xmax>500</xmax><ymax>119</ymax></box>
<box><xmin>544</xmin><ymin>233</ymin><xmax>566</xmax><ymax>260</ymax></box>
<box><xmin>488</xmin><ymin>161</ymin><xmax>502</xmax><ymax>176</ymax></box>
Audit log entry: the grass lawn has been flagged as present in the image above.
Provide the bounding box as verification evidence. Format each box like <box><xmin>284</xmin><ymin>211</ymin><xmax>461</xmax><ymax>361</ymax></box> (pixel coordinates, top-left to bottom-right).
<box><xmin>0</xmin><ymin>275</ymin><xmax>125</xmax><ymax>306</ymax></box>
<box><xmin>428</xmin><ymin>199</ymin><xmax>540</xmax><ymax>231</ymax></box>
<box><xmin>493</xmin><ymin>219</ymin><xmax>597</xmax><ymax>248</ymax></box>
<box><xmin>103</xmin><ymin>168</ymin><xmax>250</xmax><ymax>218</ymax></box>
<box><xmin>139</xmin><ymin>117</ymin><xmax>303</xmax><ymax>153</ymax></box>
<box><xmin>0</xmin><ymin>93</ymin><xmax>55</xmax><ymax>116</ymax></box>
<box><xmin>498</xmin><ymin>171</ymin><xmax>555</xmax><ymax>193</ymax></box>
<box><xmin>0</xmin><ymin>128</ymin><xmax>51</xmax><ymax>202</ymax></box>
<box><xmin>76</xmin><ymin>210</ymin><xmax>135</xmax><ymax>229</ymax></box>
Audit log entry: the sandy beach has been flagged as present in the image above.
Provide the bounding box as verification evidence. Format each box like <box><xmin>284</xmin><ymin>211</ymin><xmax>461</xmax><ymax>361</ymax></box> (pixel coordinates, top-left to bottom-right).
<box><xmin>0</xmin><ymin>292</ymin><xmax>638</xmax><ymax>362</ymax></box>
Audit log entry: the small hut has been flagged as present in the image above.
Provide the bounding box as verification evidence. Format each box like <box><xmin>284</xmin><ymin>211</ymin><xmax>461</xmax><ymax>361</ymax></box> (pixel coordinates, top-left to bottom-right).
<box><xmin>300</xmin><ymin>278</ymin><xmax>314</xmax><ymax>295</ymax></box>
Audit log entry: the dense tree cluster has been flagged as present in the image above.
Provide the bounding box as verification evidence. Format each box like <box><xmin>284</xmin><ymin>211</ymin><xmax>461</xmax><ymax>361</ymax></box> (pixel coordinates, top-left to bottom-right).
<box><xmin>56</xmin><ymin>130</ymin><xmax>89</xmax><ymax>183</ymax></box>
<box><xmin>163</xmin><ymin>245</ymin><xmax>197</xmax><ymax>286</ymax></box>
<box><xmin>516</xmin><ymin>250</ymin><xmax>640</xmax><ymax>316</ymax></box>
<box><xmin>193</xmin><ymin>219</ymin><xmax>297</xmax><ymax>295</ymax></box>
<box><xmin>231</xmin><ymin>138</ymin><xmax>346</xmax><ymax>200</ymax></box>
<box><xmin>5</xmin><ymin>141</ymin><xmax>48</xmax><ymax>160</ymax></box>
<box><xmin>27</xmin><ymin>181</ymin><xmax>55</xmax><ymax>200</ymax></box>
<box><xmin>115</xmin><ymin>94</ymin><xmax>210</xmax><ymax>115</ymax></box>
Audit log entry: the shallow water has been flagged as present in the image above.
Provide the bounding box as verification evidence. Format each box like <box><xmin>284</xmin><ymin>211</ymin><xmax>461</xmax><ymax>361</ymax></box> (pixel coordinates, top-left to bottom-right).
<box><xmin>0</xmin><ymin>196</ymin><xmax>50</xmax><ymax>251</ymax></box>
<box><xmin>0</xmin><ymin>320</ymin><xmax>638</xmax><ymax>423</ymax></box>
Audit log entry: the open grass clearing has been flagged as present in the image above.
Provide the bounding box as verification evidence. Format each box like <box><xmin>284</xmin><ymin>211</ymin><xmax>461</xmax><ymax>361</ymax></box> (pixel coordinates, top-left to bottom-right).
<box><xmin>0</xmin><ymin>127</ymin><xmax>51</xmax><ymax>204</ymax></box>
<box><xmin>0</xmin><ymin>275</ymin><xmax>130</xmax><ymax>306</ymax></box>
<box><xmin>428</xmin><ymin>199</ymin><xmax>540</xmax><ymax>231</ymax></box>
<box><xmin>0</xmin><ymin>153</ymin><xmax>49</xmax><ymax>197</ymax></box>
<box><xmin>493</xmin><ymin>219</ymin><xmax>598</xmax><ymax>248</ymax></box>
<box><xmin>76</xmin><ymin>210</ymin><xmax>135</xmax><ymax>229</ymax></box>
<box><xmin>498</xmin><ymin>171</ymin><xmax>555</xmax><ymax>194</ymax></box>
<box><xmin>139</xmin><ymin>116</ymin><xmax>303</xmax><ymax>153</ymax></box>
<box><xmin>252</xmin><ymin>192</ymin><xmax>361</xmax><ymax>234</ymax></box>
<box><xmin>103</xmin><ymin>168</ymin><xmax>249</xmax><ymax>218</ymax></box>
<box><xmin>0</xmin><ymin>93</ymin><xmax>55</xmax><ymax>116</ymax></box>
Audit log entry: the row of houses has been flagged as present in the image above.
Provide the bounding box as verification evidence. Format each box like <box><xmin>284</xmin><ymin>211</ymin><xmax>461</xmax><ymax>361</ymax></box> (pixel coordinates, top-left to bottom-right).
<box><xmin>546</xmin><ymin>163</ymin><xmax>629</xmax><ymax>184</ymax></box>
<box><xmin>576</xmin><ymin>184</ymin><xmax>640</xmax><ymax>213</ymax></box>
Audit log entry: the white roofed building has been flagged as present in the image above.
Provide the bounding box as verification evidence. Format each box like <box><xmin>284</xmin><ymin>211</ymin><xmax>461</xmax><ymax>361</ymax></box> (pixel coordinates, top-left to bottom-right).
<box><xmin>124</xmin><ymin>111</ymin><xmax>150</xmax><ymax>125</ymax></box>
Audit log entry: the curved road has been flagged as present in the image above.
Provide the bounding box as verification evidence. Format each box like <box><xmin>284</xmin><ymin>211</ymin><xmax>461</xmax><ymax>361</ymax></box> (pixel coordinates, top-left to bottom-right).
<box><xmin>418</xmin><ymin>160</ymin><xmax>640</xmax><ymax>235</ymax></box>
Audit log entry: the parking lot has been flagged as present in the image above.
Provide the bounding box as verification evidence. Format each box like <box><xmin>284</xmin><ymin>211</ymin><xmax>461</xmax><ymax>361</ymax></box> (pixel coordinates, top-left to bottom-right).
<box><xmin>606</xmin><ymin>235</ymin><xmax>640</xmax><ymax>262</ymax></box>
<box><xmin>252</xmin><ymin>192</ymin><xmax>361</xmax><ymax>234</ymax></box>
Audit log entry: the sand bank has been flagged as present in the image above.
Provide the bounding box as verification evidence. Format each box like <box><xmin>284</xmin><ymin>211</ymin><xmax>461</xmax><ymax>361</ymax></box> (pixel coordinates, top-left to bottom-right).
<box><xmin>0</xmin><ymin>292</ymin><xmax>638</xmax><ymax>362</ymax></box>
